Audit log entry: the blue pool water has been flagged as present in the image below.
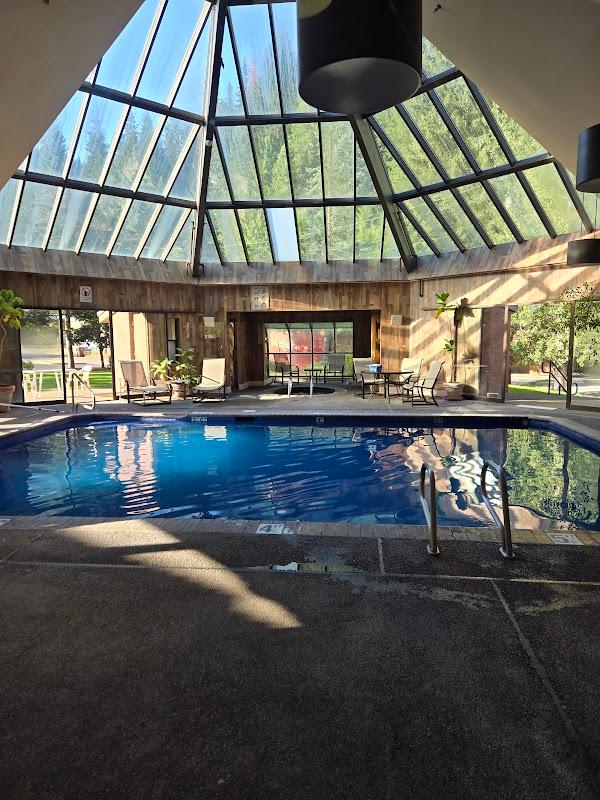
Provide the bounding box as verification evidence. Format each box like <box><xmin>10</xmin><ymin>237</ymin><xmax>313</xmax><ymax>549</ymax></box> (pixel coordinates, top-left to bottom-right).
<box><xmin>0</xmin><ymin>418</ymin><xmax>598</xmax><ymax>529</ymax></box>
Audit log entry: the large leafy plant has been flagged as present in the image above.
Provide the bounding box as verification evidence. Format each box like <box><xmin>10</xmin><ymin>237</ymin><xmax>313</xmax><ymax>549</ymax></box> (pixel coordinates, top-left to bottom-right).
<box><xmin>150</xmin><ymin>357</ymin><xmax>174</xmax><ymax>383</ymax></box>
<box><xmin>0</xmin><ymin>289</ymin><xmax>24</xmax><ymax>366</ymax></box>
<box><xmin>172</xmin><ymin>348</ymin><xmax>198</xmax><ymax>386</ymax></box>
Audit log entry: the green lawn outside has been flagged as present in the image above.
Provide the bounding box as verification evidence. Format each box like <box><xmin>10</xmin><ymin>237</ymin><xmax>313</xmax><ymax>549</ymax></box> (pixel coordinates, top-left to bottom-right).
<box><xmin>507</xmin><ymin>384</ymin><xmax>562</xmax><ymax>398</ymax></box>
<box><xmin>34</xmin><ymin>369</ymin><xmax>113</xmax><ymax>392</ymax></box>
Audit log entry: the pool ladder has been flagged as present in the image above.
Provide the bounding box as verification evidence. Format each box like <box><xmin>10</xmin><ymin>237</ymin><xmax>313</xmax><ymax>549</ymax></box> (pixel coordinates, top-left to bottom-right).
<box><xmin>420</xmin><ymin>460</ymin><xmax>515</xmax><ymax>559</ymax></box>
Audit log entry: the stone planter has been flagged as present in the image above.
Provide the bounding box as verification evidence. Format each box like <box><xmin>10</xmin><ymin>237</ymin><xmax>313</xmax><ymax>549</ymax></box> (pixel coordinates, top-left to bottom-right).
<box><xmin>444</xmin><ymin>382</ymin><xmax>464</xmax><ymax>401</ymax></box>
<box><xmin>170</xmin><ymin>381</ymin><xmax>187</xmax><ymax>400</ymax></box>
<box><xmin>0</xmin><ymin>384</ymin><xmax>15</xmax><ymax>412</ymax></box>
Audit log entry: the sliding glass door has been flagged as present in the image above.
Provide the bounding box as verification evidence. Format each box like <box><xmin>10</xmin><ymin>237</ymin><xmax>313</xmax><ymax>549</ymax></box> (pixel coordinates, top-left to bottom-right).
<box><xmin>20</xmin><ymin>309</ymin><xmax>66</xmax><ymax>404</ymax></box>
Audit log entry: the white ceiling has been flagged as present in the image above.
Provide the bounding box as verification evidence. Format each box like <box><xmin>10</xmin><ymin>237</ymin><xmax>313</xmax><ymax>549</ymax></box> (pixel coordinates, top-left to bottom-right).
<box><xmin>0</xmin><ymin>0</ymin><xmax>143</xmax><ymax>187</ymax></box>
<box><xmin>423</xmin><ymin>0</ymin><xmax>600</xmax><ymax>173</ymax></box>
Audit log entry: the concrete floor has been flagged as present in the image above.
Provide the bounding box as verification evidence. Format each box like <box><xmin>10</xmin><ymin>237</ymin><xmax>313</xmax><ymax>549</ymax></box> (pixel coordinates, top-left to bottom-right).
<box><xmin>1</xmin><ymin>533</ymin><xmax>600</xmax><ymax>799</ymax></box>
<box><xmin>1</xmin><ymin>387</ymin><xmax>600</xmax><ymax>798</ymax></box>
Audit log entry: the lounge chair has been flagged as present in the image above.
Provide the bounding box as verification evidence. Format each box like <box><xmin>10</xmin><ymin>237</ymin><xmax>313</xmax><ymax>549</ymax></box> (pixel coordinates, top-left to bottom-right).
<box><xmin>272</xmin><ymin>354</ymin><xmax>300</xmax><ymax>384</ymax></box>
<box><xmin>353</xmin><ymin>357</ymin><xmax>384</xmax><ymax>398</ymax></box>
<box><xmin>193</xmin><ymin>358</ymin><xmax>226</xmax><ymax>402</ymax></box>
<box><xmin>120</xmin><ymin>360</ymin><xmax>172</xmax><ymax>405</ymax></box>
<box><xmin>387</xmin><ymin>356</ymin><xmax>423</xmax><ymax>399</ymax></box>
<box><xmin>324</xmin><ymin>353</ymin><xmax>347</xmax><ymax>383</ymax></box>
<box><xmin>406</xmin><ymin>360</ymin><xmax>444</xmax><ymax>406</ymax></box>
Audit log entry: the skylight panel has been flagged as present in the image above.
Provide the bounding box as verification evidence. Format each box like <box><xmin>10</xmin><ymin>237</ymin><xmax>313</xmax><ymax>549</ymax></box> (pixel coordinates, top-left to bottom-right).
<box><xmin>216</xmin><ymin>22</ymin><xmax>244</xmax><ymax>116</ymax></box>
<box><xmin>271</xmin><ymin>2</ymin><xmax>314</xmax><ymax>114</ymax></box>
<box><xmin>399</xmin><ymin>211</ymin><xmax>434</xmax><ymax>256</ymax></box>
<box><xmin>355</xmin><ymin>148</ymin><xmax>377</xmax><ymax>197</ymax></box>
<box><xmin>106</xmin><ymin>108</ymin><xmax>162</xmax><ymax>190</ymax></box>
<box><xmin>136</xmin><ymin>0</ymin><xmax>206</xmax><ymax>105</ymax></box>
<box><xmin>95</xmin><ymin>0</ymin><xmax>161</xmax><ymax>94</ymax></box>
<box><xmin>374</xmin><ymin>108</ymin><xmax>441</xmax><ymax>186</ymax></box>
<box><xmin>482</xmin><ymin>92</ymin><xmax>547</xmax><ymax>161</ymax></box>
<box><xmin>382</xmin><ymin>221</ymin><xmax>401</xmax><ymax>259</ymax></box>
<box><xmin>326</xmin><ymin>206</ymin><xmax>354</xmax><ymax>260</ymax></box>
<box><xmin>80</xmin><ymin>195</ymin><xmax>128</xmax><ymax>254</ymax></box>
<box><xmin>404</xmin><ymin>197</ymin><xmax>458</xmax><ymax>253</ymax></box>
<box><xmin>217</xmin><ymin>127</ymin><xmax>261</xmax><ymax>201</ymax></box>
<box><xmin>229</xmin><ymin>4</ymin><xmax>281</xmax><ymax>115</ymax></box>
<box><xmin>322</xmin><ymin>122</ymin><xmax>354</xmax><ymax>198</ymax></box>
<box><xmin>0</xmin><ymin>180</ymin><xmax>18</xmax><ymax>245</ymax></box>
<box><xmin>286</xmin><ymin>124</ymin><xmax>323</xmax><ymax>200</ymax></box>
<box><xmin>402</xmin><ymin>93</ymin><xmax>472</xmax><ymax>179</ymax></box>
<box><xmin>169</xmin><ymin>135</ymin><xmax>201</xmax><ymax>202</ymax></box>
<box><xmin>139</xmin><ymin>118</ymin><xmax>198</xmax><ymax>196</ymax></box>
<box><xmin>488</xmin><ymin>174</ymin><xmax>547</xmax><ymax>240</ymax></box>
<box><xmin>167</xmin><ymin>214</ymin><xmax>194</xmax><ymax>263</ymax></box>
<box><xmin>210</xmin><ymin>209</ymin><xmax>245</xmax><ymax>262</ymax></box>
<box><xmin>296</xmin><ymin>207</ymin><xmax>326</xmax><ymax>261</ymax></box>
<box><xmin>526</xmin><ymin>164</ymin><xmax>583</xmax><ymax>234</ymax></box>
<box><xmin>141</xmin><ymin>206</ymin><xmax>188</xmax><ymax>259</ymax></box>
<box><xmin>267</xmin><ymin>208</ymin><xmax>300</xmax><ymax>261</ymax></box>
<box><xmin>238</xmin><ymin>209</ymin><xmax>273</xmax><ymax>262</ymax></box>
<box><xmin>173</xmin><ymin>23</ymin><xmax>211</xmax><ymax>114</ymax></box>
<box><xmin>421</xmin><ymin>37</ymin><xmax>454</xmax><ymax>78</ymax></box>
<box><xmin>111</xmin><ymin>200</ymin><xmax>158</xmax><ymax>256</ymax></box>
<box><xmin>429</xmin><ymin>190</ymin><xmax>485</xmax><ymax>249</ymax></box>
<box><xmin>251</xmin><ymin>125</ymin><xmax>292</xmax><ymax>200</ymax></box>
<box><xmin>457</xmin><ymin>184</ymin><xmax>514</xmax><ymax>245</ymax></box>
<box><xmin>47</xmin><ymin>189</ymin><xmax>94</xmax><ymax>251</ymax></box>
<box><xmin>12</xmin><ymin>183</ymin><xmax>59</xmax><ymax>248</ymax></box>
<box><xmin>69</xmin><ymin>96</ymin><xmax>125</xmax><ymax>184</ymax></box>
<box><xmin>435</xmin><ymin>79</ymin><xmax>507</xmax><ymax>171</ymax></box>
<box><xmin>373</xmin><ymin>131</ymin><xmax>413</xmax><ymax>193</ymax></box>
<box><xmin>200</xmin><ymin>219</ymin><xmax>221</xmax><ymax>264</ymax></box>
<box><xmin>206</xmin><ymin>145</ymin><xmax>231</xmax><ymax>202</ymax></box>
<box><xmin>29</xmin><ymin>93</ymin><xmax>86</xmax><ymax>178</ymax></box>
<box><xmin>355</xmin><ymin>206</ymin><xmax>384</xmax><ymax>260</ymax></box>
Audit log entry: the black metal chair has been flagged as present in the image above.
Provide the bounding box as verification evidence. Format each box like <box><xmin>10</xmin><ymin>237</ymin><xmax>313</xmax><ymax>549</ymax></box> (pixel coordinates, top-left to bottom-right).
<box><xmin>273</xmin><ymin>354</ymin><xmax>300</xmax><ymax>384</ymax></box>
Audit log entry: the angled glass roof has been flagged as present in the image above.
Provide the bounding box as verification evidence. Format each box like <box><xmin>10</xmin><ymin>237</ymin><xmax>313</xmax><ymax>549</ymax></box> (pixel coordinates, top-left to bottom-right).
<box><xmin>0</xmin><ymin>0</ymin><xmax>595</xmax><ymax>270</ymax></box>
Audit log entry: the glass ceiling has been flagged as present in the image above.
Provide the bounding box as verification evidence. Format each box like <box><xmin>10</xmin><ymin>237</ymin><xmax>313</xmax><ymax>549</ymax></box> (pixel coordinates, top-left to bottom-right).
<box><xmin>0</xmin><ymin>0</ymin><xmax>595</xmax><ymax>269</ymax></box>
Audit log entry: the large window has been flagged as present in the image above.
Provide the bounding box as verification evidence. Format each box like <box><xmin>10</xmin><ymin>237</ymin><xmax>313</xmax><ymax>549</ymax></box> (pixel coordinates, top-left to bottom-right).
<box><xmin>265</xmin><ymin>321</ymin><xmax>353</xmax><ymax>378</ymax></box>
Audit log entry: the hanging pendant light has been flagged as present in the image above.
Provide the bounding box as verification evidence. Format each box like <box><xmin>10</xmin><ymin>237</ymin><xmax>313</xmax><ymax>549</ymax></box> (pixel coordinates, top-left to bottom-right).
<box><xmin>566</xmin><ymin>238</ymin><xmax>600</xmax><ymax>266</ymax></box>
<box><xmin>568</xmin><ymin>125</ymin><xmax>600</xmax><ymax>264</ymax></box>
<box><xmin>297</xmin><ymin>0</ymin><xmax>422</xmax><ymax>115</ymax></box>
<box><xmin>576</xmin><ymin>123</ymin><xmax>600</xmax><ymax>192</ymax></box>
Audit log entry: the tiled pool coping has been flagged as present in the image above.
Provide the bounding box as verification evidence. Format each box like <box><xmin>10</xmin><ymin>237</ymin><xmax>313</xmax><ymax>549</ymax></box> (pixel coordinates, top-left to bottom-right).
<box><xmin>1</xmin><ymin>515</ymin><xmax>598</xmax><ymax>547</ymax></box>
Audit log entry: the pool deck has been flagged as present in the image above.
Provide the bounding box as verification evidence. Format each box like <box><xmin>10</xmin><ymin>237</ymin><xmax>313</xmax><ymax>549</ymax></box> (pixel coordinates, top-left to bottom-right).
<box><xmin>2</xmin><ymin>388</ymin><xmax>600</xmax><ymax>797</ymax></box>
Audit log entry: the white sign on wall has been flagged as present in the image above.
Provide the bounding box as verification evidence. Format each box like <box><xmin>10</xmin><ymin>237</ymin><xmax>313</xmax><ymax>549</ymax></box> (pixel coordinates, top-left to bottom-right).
<box><xmin>79</xmin><ymin>285</ymin><xmax>93</xmax><ymax>303</ymax></box>
<box><xmin>251</xmin><ymin>286</ymin><xmax>269</xmax><ymax>311</ymax></box>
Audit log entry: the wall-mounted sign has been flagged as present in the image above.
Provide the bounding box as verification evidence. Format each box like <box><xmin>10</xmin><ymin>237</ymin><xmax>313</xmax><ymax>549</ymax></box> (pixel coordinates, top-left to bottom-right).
<box><xmin>251</xmin><ymin>286</ymin><xmax>270</xmax><ymax>311</ymax></box>
<box><xmin>79</xmin><ymin>285</ymin><xmax>93</xmax><ymax>303</ymax></box>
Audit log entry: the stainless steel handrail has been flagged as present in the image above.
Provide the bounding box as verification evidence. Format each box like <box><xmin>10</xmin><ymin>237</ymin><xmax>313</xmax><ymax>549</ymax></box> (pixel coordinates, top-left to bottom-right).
<box><xmin>481</xmin><ymin>460</ymin><xmax>515</xmax><ymax>559</ymax></box>
<box><xmin>420</xmin><ymin>463</ymin><xmax>440</xmax><ymax>556</ymax></box>
<box><xmin>71</xmin><ymin>373</ymin><xmax>96</xmax><ymax>412</ymax></box>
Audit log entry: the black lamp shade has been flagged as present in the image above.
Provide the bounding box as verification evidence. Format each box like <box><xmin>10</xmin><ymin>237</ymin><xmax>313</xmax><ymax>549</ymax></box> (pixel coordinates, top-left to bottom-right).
<box><xmin>566</xmin><ymin>238</ymin><xmax>600</xmax><ymax>266</ymax></box>
<box><xmin>297</xmin><ymin>0</ymin><xmax>422</xmax><ymax>115</ymax></box>
<box><xmin>576</xmin><ymin>123</ymin><xmax>600</xmax><ymax>193</ymax></box>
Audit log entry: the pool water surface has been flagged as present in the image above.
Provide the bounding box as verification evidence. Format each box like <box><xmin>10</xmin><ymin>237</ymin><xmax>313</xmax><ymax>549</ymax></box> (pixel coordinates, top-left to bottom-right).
<box><xmin>0</xmin><ymin>419</ymin><xmax>598</xmax><ymax>530</ymax></box>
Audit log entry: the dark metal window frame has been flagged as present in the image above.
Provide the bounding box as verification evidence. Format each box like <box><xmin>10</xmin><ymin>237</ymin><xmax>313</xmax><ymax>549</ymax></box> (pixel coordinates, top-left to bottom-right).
<box><xmin>265</xmin><ymin>320</ymin><xmax>354</xmax><ymax>378</ymax></box>
<box><xmin>6</xmin><ymin>0</ymin><xmax>595</xmax><ymax>273</ymax></box>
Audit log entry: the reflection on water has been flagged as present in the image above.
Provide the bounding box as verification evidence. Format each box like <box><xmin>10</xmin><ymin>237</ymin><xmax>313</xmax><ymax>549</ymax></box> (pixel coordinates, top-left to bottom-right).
<box><xmin>0</xmin><ymin>421</ymin><xmax>598</xmax><ymax>530</ymax></box>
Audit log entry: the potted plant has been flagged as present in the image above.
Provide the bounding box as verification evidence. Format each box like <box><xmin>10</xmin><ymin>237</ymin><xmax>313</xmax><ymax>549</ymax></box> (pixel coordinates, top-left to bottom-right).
<box><xmin>171</xmin><ymin>348</ymin><xmax>198</xmax><ymax>400</ymax></box>
<box><xmin>150</xmin><ymin>357</ymin><xmax>174</xmax><ymax>386</ymax></box>
<box><xmin>0</xmin><ymin>289</ymin><xmax>24</xmax><ymax>412</ymax></box>
<box><xmin>434</xmin><ymin>292</ymin><xmax>472</xmax><ymax>401</ymax></box>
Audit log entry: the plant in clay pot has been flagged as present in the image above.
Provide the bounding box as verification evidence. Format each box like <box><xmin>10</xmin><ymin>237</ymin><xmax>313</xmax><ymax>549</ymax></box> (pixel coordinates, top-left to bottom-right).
<box><xmin>0</xmin><ymin>289</ymin><xmax>24</xmax><ymax>412</ymax></box>
<box><xmin>171</xmin><ymin>348</ymin><xmax>198</xmax><ymax>399</ymax></box>
<box><xmin>150</xmin><ymin>357</ymin><xmax>174</xmax><ymax>386</ymax></box>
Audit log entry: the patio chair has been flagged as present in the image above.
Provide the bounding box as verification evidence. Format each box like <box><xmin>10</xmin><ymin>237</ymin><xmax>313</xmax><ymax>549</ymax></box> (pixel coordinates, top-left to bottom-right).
<box><xmin>272</xmin><ymin>354</ymin><xmax>300</xmax><ymax>385</ymax></box>
<box><xmin>406</xmin><ymin>360</ymin><xmax>444</xmax><ymax>406</ymax></box>
<box><xmin>353</xmin><ymin>357</ymin><xmax>384</xmax><ymax>399</ymax></box>
<box><xmin>193</xmin><ymin>358</ymin><xmax>226</xmax><ymax>402</ymax></box>
<box><xmin>324</xmin><ymin>353</ymin><xmax>347</xmax><ymax>383</ymax></box>
<box><xmin>120</xmin><ymin>360</ymin><xmax>172</xmax><ymax>405</ymax></box>
<box><xmin>387</xmin><ymin>356</ymin><xmax>423</xmax><ymax>399</ymax></box>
